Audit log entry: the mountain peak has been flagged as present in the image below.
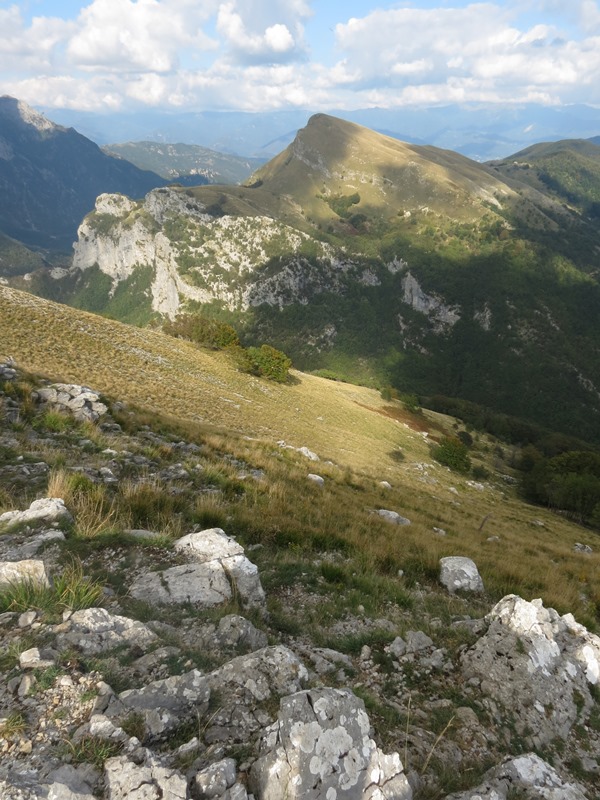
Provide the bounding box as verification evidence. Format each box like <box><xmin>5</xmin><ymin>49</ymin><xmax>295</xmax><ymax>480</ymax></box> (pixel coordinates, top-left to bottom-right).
<box><xmin>0</xmin><ymin>95</ymin><xmax>62</xmax><ymax>135</ymax></box>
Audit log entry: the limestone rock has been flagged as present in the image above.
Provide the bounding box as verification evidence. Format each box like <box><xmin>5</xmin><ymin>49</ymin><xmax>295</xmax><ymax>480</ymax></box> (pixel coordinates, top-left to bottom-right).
<box><xmin>0</xmin><ymin>497</ymin><xmax>72</xmax><ymax>531</ymax></box>
<box><xmin>439</xmin><ymin>557</ymin><xmax>484</xmax><ymax>594</ymax></box>
<box><xmin>35</xmin><ymin>384</ymin><xmax>108</xmax><ymax>422</ymax></box>
<box><xmin>194</xmin><ymin>758</ymin><xmax>237</xmax><ymax>798</ymax></box>
<box><xmin>56</xmin><ymin>607</ymin><xmax>158</xmax><ymax>654</ymax></box>
<box><xmin>0</xmin><ymin>559</ymin><xmax>50</xmax><ymax>589</ymax></box>
<box><xmin>104</xmin><ymin>753</ymin><xmax>187</xmax><ymax>800</ymax></box>
<box><xmin>214</xmin><ymin>614</ymin><xmax>268</xmax><ymax>652</ymax></box>
<box><xmin>377</xmin><ymin>509</ymin><xmax>411</xmax><ymax>525</ymax></box>
<box><xmin>250</xmin><ymin>687</ymin><xmax>412</xmax><ymax>800</ymax></box>
<box><xmin>105</xmin><ymin>669</ymin><xmax>210</xmax><ymax>739</ymax></box>
<box><xmin>307</xmin><ymin>473</ymin><xmax>325</xmax><ymax>487</ymax></box>
<box><xmin>173</xmin><ymin>528</ymin><xmax>266</xmax><ymax>609</ymax></box>
<box><xmin>129</xmin><ymin>562</ymin><xmax>233</xmax><ymax>608</ymax></box>
<box><xmin>444</xmin><ymin>752</ymin><xmax>588</xmax><ymax>799</ymax></box>
<box><xmin>461</xmin><ymin>594</ymin><xmax>600</xmax><ymax>745</ymax></box>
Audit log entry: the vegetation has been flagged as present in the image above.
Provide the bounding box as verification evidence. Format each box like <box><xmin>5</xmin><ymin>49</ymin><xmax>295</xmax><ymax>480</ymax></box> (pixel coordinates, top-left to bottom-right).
<box><xmin>163</xmin><ymin>312</ymin><xmax>240</xmax><ymax>349</ymax></box>
<box><xmin>235</xmin><ymin>344</ymin><xmax>293</xmax><ymax>383</ymax></box>
<box><xmin>431</xmin><ymin>437</ymin><xmax>471</xmax><ymax>474</ymax></box>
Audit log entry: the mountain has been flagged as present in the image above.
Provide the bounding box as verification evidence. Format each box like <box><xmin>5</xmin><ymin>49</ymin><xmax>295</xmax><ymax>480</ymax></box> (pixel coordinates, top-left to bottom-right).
<box><xmin>102</xmin><ymin>141</ymin><xmax>266</xmax><ymax>186</ymax></box>
<box><xmin>42</xmin><ymin>102</ymin><xmax>600</xmax><ymax>160</ymax></box>
<box><xmin>488</xmin><ymin>138</ymin><xmax>600</xmax><ymax>217</ymax></box>
<box><xmin>0</xmin><ymin>96</ymin><xmax>167</xmax><ymax>250</ymax></box>
<box><xmin>12</xmin><ymin>113</ymin><xmax>600</xmax><ymax>442</ymax></box>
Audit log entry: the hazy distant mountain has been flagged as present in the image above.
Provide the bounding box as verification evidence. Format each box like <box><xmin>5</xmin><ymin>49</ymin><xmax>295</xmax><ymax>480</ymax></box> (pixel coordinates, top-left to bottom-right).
<box><xmin>0</xmin><ymin>96</ymin><xmax>166</xmax><ymax>249</ymax></box>
<box><xmin>48</xmin><ymin>114</ymin><xmax>600</xmax><ymax>441</ymax></box>
<box><xmin>42</xmin><ymin>103</ymin><xmax>600</xmax><ymax>161</ymax></box>
<box><xmin>102</xmin><ymin>141</ymin><xmax>266</xmax><ymax>186</ymax></box>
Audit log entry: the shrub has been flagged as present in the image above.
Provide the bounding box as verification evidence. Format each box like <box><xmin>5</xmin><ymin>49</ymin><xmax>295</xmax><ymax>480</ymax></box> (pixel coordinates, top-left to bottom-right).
<box><xmin>432</xmin><ymin>437</ymin><xmax>471</xmax><ymax>474</ymax></box>
<box><xmin>237</xmin><ymin>344</ymin><xmax>292</xmax><ymax>383</ymax></box>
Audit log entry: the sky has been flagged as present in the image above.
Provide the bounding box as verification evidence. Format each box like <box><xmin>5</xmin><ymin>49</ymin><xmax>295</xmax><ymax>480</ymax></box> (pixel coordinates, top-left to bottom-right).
<box><xmin>2</xmin><ymin>0</ymin><xmax>600</xmax><ymax>113</ymax></box>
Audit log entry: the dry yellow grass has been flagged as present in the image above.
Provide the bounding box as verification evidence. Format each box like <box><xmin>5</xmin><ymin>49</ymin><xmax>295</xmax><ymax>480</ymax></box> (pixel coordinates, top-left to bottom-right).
<box><xmin>1</xmin><ymin>285</ymin><xmax>599</xmax><ymax>624</ymax></box>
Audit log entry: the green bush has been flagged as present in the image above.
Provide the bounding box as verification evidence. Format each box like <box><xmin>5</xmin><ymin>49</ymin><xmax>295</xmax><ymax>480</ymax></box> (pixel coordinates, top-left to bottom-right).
<box><xmin>432</xmin><ymin>436</ymin><xmax>472</xmax><ymax>474</ymax></box>
<box><xmin>237</xmin><ymin>344</ymin><xmax>292</xmax><ymax>383</ymax></box>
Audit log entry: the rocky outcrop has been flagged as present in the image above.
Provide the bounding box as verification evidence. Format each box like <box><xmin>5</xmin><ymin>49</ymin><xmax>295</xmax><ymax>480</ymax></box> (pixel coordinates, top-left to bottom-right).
<box><xmin>250</xmin><ymin>688</ymin><xmax>412</xmax><ymax>799</ymax></box>
<box><xmin>130</xmin><ymin>528</ymin><xmax>265</xmax><ymax>611</ymax></box>
<box><xmin>461</xmin><ymin>595</ymin><xmax>600</xmax><ymax>746</ymax></box>
<box><xmin>34</xmin><ymin>384</ymin><xmax>108</xmax><ymax>422</ymax></box>
<box><xmin>401</xmin><ymin>271</ymin><xmax>461</xmax><ymax>333</ymax></box>
<box><xmin>445</xmin><ymin>752</ymin><xmax>588</xmax><ymax>799</ymax></box>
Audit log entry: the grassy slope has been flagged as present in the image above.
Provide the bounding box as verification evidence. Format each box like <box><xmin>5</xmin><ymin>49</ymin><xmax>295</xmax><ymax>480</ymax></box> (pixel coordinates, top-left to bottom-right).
<box><xmin>1</xmin><ymin>284</ymin><xmax>599</xmax><ymax>628</ymax></box>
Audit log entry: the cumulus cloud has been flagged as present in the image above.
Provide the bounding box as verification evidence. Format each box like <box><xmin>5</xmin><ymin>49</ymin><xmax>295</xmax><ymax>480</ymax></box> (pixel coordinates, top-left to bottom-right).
<box><xmin>328</xmin><ymin>2</ymin><xmax>600</xmax><ymax>106</ymax></box>
<box><xmin>216</xmin><ymin>0</ymin><xmax>310</xmax><ymax>63</ymax></box>
<box><xmin>2</xmin><ymin>0</ymin><xmax>600</xmax><ymax>113</ymax></box>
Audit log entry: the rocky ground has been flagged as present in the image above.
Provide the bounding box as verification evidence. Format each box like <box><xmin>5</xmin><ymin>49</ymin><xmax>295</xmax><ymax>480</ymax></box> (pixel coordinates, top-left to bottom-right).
<box><xmin>0</xmin><ymin>361</ymin><xmax>599</xmax><ymax>800</ymax></box>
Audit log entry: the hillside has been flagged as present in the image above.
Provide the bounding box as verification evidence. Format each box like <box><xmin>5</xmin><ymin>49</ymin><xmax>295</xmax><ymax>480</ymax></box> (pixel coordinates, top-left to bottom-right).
<box><xmin>1</xmin><ymin>286</ymin><xmax>599</xmax><ymax>799</ymax></box>
<box><xmin>488</xmin><ymin>138</ymin><xmax>600</xmax><ymax>217</ymax></box>
<box><xmin>0</xmin><ymin>96</ymin><xmax>166</xmax><ymax>250</ymax></box>
<box><xmin>102</xmin><ymin>141</ymin><xmax>266</xmax><ymax>186</ymax></box>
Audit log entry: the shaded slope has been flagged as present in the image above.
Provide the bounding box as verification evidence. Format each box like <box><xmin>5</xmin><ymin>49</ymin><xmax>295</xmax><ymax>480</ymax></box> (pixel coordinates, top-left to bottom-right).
<box><xmin>0</xmin><ymin>96</ymin><xmax>166</xmax><ymax>249</ymax></box>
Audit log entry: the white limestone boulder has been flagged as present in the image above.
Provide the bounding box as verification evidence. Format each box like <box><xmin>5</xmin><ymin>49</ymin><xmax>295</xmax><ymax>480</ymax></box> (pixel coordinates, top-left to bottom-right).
<box><xmin>439</xmin><ymin>556</ymin><xmax>484</xmax><ymax>594</ymax></box>
<box><xmin>0</xmin><ymin>497</ymin><xmax>72</xmax><ymax>531</ymax></box>
<box><xmin>0</xmin><ymin>559</ymin><xmax>50</xmax><ymax>590</ymax></box>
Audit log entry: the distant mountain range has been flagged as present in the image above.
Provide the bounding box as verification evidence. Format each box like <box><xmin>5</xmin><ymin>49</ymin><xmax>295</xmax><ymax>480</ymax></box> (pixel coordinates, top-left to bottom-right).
<box><xmin>42</xmin><ymin>103</ymin><xmax>600</xmax><ymax>161</ymax></box>
<box><xmin>102</xmin><ymin>141</ymin><xmax>265</xmax><ymax>186</ymax></box>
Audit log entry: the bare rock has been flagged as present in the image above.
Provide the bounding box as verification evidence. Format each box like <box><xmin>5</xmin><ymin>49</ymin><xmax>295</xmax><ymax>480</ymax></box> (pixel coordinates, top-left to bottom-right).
<box><xmin>129</xmin><ymin>563</ymin><xmax>232</xmax><ymax>608</ymax></box>
<box><xmin>377</xmin><ymin>509</ymin><xmax>411</xmax><ymax>525</ymax></box>
<box><xmin>0</xmin><ymin>497</ymin><xmax>72</xmax><ymax>532</ymax></box>
<box><xmin>444</xmin><ymin>752</ymin><xmax>588</xmax><ymax>799</ymax></box>
<box><xmin>439</xmin><ymin>557</ymin><xmax>484</xmax><ymax>594</ymax></box>
<box><xmin>250</xmin><ymin>687</ymin><xmax>412</xmax><ymax>800</ymax></box>
<box><xmin>56</xmin><ymin>607</ymin><xmax>158</xmax><ymax>654</ymax></box>
<box><xmin>461</xmin><ymin>594</ymin><xmax>600</xmax><ymax>746</ymax></box>
<box><xmin>0</xmin><ymin>558</ymin><xmax>50</xmax><ymax>589</ymax></box>
<box><xmin>104</xmin><ymin>753</ymin><xmax>187</xmax><ymax>800</ymax></box>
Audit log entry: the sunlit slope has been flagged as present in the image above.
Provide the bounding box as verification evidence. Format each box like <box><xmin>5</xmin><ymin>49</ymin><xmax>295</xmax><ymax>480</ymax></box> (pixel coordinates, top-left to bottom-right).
<box><xmin>0</xmin><ymin>285</ymin><xmax>427</xmax><ymax>475</ymax></box>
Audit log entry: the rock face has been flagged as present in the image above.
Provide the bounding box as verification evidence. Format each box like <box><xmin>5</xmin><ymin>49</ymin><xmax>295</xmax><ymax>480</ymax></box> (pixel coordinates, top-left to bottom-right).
<box><xmin>250</xmin><ymin>688</ymin><xmax>412</xmax><ymax>800</ymax></box>
<box><xmin>461</xmin><ymin>595</ymin><xmax>600</xmax><ymax>746</ymax></box>
<box><xmin>439</xmin><ymin>557</ymin><xmax>484</xmax><ymax>594</ymax></box>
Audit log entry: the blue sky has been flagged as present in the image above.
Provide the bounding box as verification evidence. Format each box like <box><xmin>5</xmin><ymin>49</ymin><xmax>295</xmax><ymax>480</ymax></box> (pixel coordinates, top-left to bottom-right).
<box><xmin>2</xmin><ymin>0</ymin><xmax>600</xmax><ymax>112</ymax></box>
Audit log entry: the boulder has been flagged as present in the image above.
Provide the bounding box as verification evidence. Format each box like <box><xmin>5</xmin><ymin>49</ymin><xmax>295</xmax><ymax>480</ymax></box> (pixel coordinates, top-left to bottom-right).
<box><xmin>194</xmin><ymin>758</ymin><xmax>237</xmax><ymax>798</ymax></box>
<box><xmin>444</xmin><ymin>752</ymin><xmax>588</xmax><ymax>799</ymax></box>
<box><xmin>439</xmin><ymin>557</ymin><xmax>484</xmax><ymax>594</ymax></box>
<box><xmin>461</xmin><ymin>595</ymin><xmax>600</xmax><ymax>746</ymax></box>
<box><xmin>0</xmin><ymin>559</ymin><xmax>50</xmax><ymax>590</ymax></box>
<box><xmin>377</xmin><ymin>509</ymin><xmax>411</xmax><ymax>525</ymax></box>
<box><xmin>307</xmin><ymin>474</ymin><xmax>325</xmax><ymax>487</ymax></box>
<box><xmin>173</xmin><ymin>528</ymin><xmax>266</xmax><ymax>609</ymax></box>
<box><xmin>250</xmin><ymin>687</ymin><xmax>412</xmax><ymax>800</ymax></box>
<box><xmin>35</xmin><ymin>384</ymin><xmax>108</xmax><ymax>422</ymax></box>
<box><xmin>0</xmin><ymin>497</ymin><xmax>72</xmax><ymax>531</ymax></box>
<box><xmin>56</xmin><ymin>607</ymin><xmax>158</xmax><ymax>654</ymax></box>
<box><xmin>129</xmin><ymin>562</ymin><xmax>233</xmax><ymax>608</ymax></box>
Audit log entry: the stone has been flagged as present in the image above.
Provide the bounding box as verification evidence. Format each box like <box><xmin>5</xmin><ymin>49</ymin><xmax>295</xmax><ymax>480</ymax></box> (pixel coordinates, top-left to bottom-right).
<box><xmin>298</xmin><ymin>446</ymin><xmax>319</xmax><ymax>461</ymax></box>
<box><xmin>104</xmin><ymin>754</ymin><xmax>187</xmax><ymax>800</ymax></box>
<box><xmin>405</xmin><ymin>631</ymin><xmax>435</xmax><ymax>653</ymax></box>
<box><xmin>105</xmin><ymin>669</ymin><xmax>210</xmax><ymax>739</ymax></box>
<box><xmin>194</xmin><ymin>758</ymin><xmax>237</xmax><ymax>798</ymax></box>
<box><xmin>386</xmin><ymin>636</ymin><xmax>407</xmax><ymax>659</ymax></box>
<box><xmin>173</xmin><ymin>529</ymin><xmax>266</xmax><ymax>609</ymax></box>
<box><xmin>18</xmin><ymin>610</ymin><xmax>38</xmax><ymax>627</ymax></box>
<box><xmin>214</xmin><ymin>614</ymin><xmax>268</xmax><ymax>652</ymax></box>
<box><xmin>444</xmin><ymin>752</ymin><xmax>588</xmax><ymax>799</ymax></box>
<box><xmin>0</xmin><ymin>559</ymin><xmax>50</xmax><ymax>590</ymax></box>
<box><xmin>461</xmin><ymin>594</ymin><xmax>600</xmax><ymax>746</ymax></box>
<box><xmin>56</xmin><ymin>607</ymin><xmax>158</xmax><ymax>654</ymax></box>
<box><xmin>439</xmin><ymin>557</ymin><xmax>484</xmax><ymax>594</ymax></box>
<box><xmin>574</xmin><ymin>542</ymin><xmax>593</xmax><ymax>554</ymax></box>
<box><xmin>19</xmin><ymin>647</ymin><xmax>56</xmax><ymax>670</ymax></box>
<box><xmin>307</xmin><ymin>473</ymin><xmax>325</xmax><ymax>487</ymax></box>
<box><xmin>377</xmin><ymin>509</ymin><xmax>411</xmax><ymax>525</ymax></box>
<box><xmin>130</xmin><ymin>562</ymin><xmax>232</xmax><ymax>608</ymax></box>
<box><xmin>379</xmin><ymin>481</ymin><xmax>392</xmax><ymax>489</ymax></box>
<box><xmin>250</xmin><ymin>687</ymin><xmax>412</xmax><ymax>800</ymax></box>
<box><xmin>0</xmin><ymin>497</ymin><xmax>72</xmax><ymax>531</ymax></box>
